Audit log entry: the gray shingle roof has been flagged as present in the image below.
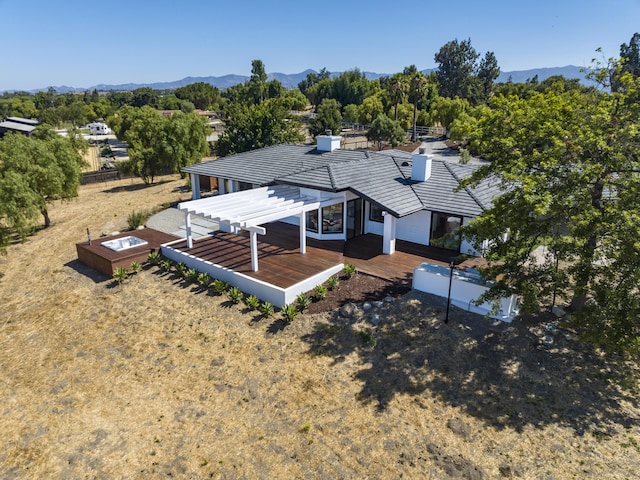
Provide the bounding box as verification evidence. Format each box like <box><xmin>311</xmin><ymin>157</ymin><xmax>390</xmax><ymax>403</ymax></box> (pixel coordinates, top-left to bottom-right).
<box><xmin>183</xmin><ymin>145</ymin><xmax>501</xmax><ymax>218</ymax></box>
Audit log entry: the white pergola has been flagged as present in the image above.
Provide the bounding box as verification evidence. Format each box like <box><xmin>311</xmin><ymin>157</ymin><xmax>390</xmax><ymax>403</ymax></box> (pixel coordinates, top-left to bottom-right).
<box><xmin>178</xmin><ymin>185</ymin><xmax>339</xmax><ymax>272</ymax></box>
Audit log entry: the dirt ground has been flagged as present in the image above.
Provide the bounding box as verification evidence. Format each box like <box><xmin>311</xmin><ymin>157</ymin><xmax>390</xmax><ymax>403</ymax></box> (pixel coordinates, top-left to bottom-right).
<box><xmin>1</xmin><ymin>175</ymin><xmax>639</xmax><ymax>479</ymax></box>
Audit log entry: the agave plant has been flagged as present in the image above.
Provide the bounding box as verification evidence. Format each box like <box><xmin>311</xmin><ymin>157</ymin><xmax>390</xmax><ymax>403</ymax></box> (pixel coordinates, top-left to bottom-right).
<box><xmin>197</xmin><ymin>272</ymin><xmax>212</xmax><ymax>287</ymax></box>
<box><xmin>113</xmin><ymin>267</ymin><xmax>128</xmax><ymax>285</ymax></box>
<box><xmin>129</xmin><ymin>261</ymin><xmax>142</xmax><ymax>274</ymax></box>
<box><xmin>175</xmin><ymin>262</ymin><xmax>188</xmax><ymax>278</ymax></box>
<box><xmin>245</xmin><ymin>295</ymin><xmax>260</xmax><ymax>311</ymax></box>
<box><xmin>227</xmin><ymin>286</ymin><xmax>243</xmax><ymax>304</ymax></box>
<box><xmin>343</xmin><ymin>264</ymin><xmax>357</xmax><ymax>278</ymax></box>
<box><xmin>313</xmin><ymin>284</ymin><xmax>328</xmax><ymax>301</ymax></box>
<box><xmin>259</xmin><ymin>301</ymin><xmax>275</xmax><ymax>318</ymax></box>
<box><xmin>160</xmin><ymin>259</ymin><xmax>173</xmax><ymax>272</ymax></box>
<box><xmin>186</xmin><ymin>268</ymin><xmax>199</xmax><ymax>283</ymax></box>
<box><xmin>147</xmin><ymin>252</ymin><xmax>161</xmax><ymax>265</ymax></box>
<box><xmin>212</xmin><ymin>279</ymin><xmax>228</xmax><ymax>295</ymax></box>
<box><xmin>281</xmin><ymin>304</ymin><xmax>299</xmax><ymax>323</ymax></box>
<box><xmin>326</xmin><ymin>275</ymin><xmax>340</xmax><ymax>290</ymax></box>
<box><xmin>295</xmin><ymin>292</ymin><xmax>312</xmax><ymax>311</ymax></box>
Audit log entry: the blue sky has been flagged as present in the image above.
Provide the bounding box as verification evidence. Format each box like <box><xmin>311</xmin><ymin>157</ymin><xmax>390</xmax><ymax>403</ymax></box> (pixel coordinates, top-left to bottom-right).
<box><xmin>1</xmin><ymin>0</ymin><xmax>639</xmax><ymax>91</ymax></box>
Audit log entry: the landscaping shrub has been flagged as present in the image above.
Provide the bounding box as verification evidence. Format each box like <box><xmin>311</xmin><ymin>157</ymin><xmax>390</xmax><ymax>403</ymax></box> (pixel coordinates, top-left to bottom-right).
<box><xmin>227</xmin><ymin>286</ymin><xmax>243</xmax><ymax>304</ymax></box>
<box><xmin>113</xmin><ymin>267</ymin><xmax>128</xmax><ymax>284</ymax></box>
<box><xmin>129</xmin><ymin>261</ymin><xmax>142</xmax><ymax>274</ymax></box>
<box><xmin>296</xmin><ymin>292</ymin><xmax>312</xmax><ymax>311</ymax></box>
<box><xmin>259</xmin><ymin>302</ymin><xmax>275</xmax><ymax>318</ymax></box>
<box><xmin>147</xmin><ymin>252</ymin><xmax>161</xmax><ymax>265</ymax></box>
<box><xmin>343</xmin><ymin>264</ymin><xmax>357</xmax><ymax>278</ymax></box>
<box><xmin>326</xmin><ymin>275</ymin><xmax>340</xmax><ymax>290</ymax></box>
<box><xmin>127</xmin><ymin>210</ymin><xmax>149</xmax><ymax>230</ymax></box>
<box><xmin>281</xmin><ymin>304</ymin><xmax>299</xmax><ymax>323</ymax></box>
<box><xmin>197</xmin><ymin>272</ymin><xmax>212</xmax><ymax>287</ymax></box>
<box><xmin>245</xmin><ymin>295</ymin><xmax>260</xmax><ymax>311</ymax></box>
<box><xmin>212</xmin><ymin>279</ymin><xmax>228</xmax><ymax>295</ymax></box>
<box><xmin>313</xmin><ymin>284</ymin><xmax>328</xmax><ymax>301</ymax></box>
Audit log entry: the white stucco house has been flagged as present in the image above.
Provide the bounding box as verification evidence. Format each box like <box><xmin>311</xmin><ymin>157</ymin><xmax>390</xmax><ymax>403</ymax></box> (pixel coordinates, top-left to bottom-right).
<box><xmin>180</xmin><ymin>135</ymin><xmax>500</xmax><ymax>259</ymax></box>
<box><xmin>165</xmin><ymin>135</ymin><xmax>516</xmax><ymax>319</ymax></box>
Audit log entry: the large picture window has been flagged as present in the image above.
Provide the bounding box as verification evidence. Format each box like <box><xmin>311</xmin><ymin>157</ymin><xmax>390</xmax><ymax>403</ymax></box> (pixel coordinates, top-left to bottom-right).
<box><xmin>430</xmin><ymin>212</ymin><xmax>462</xmax><ymax>251</ymax></box>
<box><xmin>369</xmin><ymin>203</ymin><xmax>384</xmax><ymax>223</ymax></box>
<box><xmin>322</xmin><ymin>203</ymin><xmax>343</xmax><ymax>234</ymax></box>
<box><xmin>306</xmin><ymin>210</ymin><xmax>319</xmax><ymax>233</ymax></box>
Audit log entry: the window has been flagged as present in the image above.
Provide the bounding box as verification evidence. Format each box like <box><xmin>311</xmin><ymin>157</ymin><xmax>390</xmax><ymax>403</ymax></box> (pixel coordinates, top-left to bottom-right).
<box><xmin>306</xmin><ymin>210</ymin><xmax>319</xmax><ymax>233</ymax></box>
<box><xmin>322</xmin><ymin>203</ymin><xmax>343</xmax><ymax>234</ymax></box>
<box><xmin>369</xmin><ymin>203</ymin><xmax>384</xmax><ymax>223</ymax></box>
<box><xmin>430</xmin><ymin>212</ymin><xmax>462</xmax><ymax>251</ymax></box>
<box><xmin>238</xmin><ymin>181</ymin><xmax>253</xmax><ymax>191</ymax></box>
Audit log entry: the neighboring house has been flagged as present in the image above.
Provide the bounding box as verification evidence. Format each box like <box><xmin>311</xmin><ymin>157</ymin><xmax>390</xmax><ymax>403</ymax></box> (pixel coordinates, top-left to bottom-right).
<box><xmin>181</xmin><ymin>135</ymin><xmax>501</xmax><ymax>258</ymax></box>
<box><xmin>0</xmin><ymin>116</ymin><xmax>39</xmax><ymax>137</ymax></box>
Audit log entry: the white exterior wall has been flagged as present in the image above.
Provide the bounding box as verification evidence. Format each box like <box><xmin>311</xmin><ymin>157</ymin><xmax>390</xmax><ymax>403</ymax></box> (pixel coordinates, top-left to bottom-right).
<box><xmin>413</xmin><ymin>263</ymin><xmax>519</xmax><ymax>322</ymax></box>
<box><xmin>161</xmin><ymin>240</ymin><xmax>342</xmax><ymax>308</ymax></box>
<box><xmin>397</xmin><ymin>210</ymin><xmax>431</xmax><ymax>245</ymax></box>
<box><xmin>460</xmin><ymin>217</ymin><xmax>481</xmax><ymax>256</ymax></box>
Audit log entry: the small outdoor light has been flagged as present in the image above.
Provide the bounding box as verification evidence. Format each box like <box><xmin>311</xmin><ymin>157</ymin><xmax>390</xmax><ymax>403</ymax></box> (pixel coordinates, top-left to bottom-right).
<box><xmin>444</xmin><ymin>257</ymin><xmax>455</xmax><ymax>324</ymax></box>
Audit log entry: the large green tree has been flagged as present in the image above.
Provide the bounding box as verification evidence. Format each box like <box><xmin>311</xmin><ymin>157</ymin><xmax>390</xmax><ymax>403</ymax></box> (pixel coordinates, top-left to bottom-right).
<box><xmin>460</xmin><ymin>70</ymin><xmax>640</xmax><ymax>353</ymax></box>
<box><xmin>366</xmin><ymin>114</ymin><xmax>406</xmax><ymax>150</ymax></box>
<box><xmin>309</xmin><ymin>98</ymin><xmax>342</xmax><ymax>137</ymax></box>
<box><xmin>174</xmin><ymin>82</ymin><xmax>221</xmax><ymax>110</ymax></box>
<box><xmin>214</xmin><ymin>98</ymin><xmax>303</xmax><ymax>156</ymax></box>
<box><xmin>109</xmin><ymin>106</ymin><xmax>209</xmax><ymax>183</ymax></box>
<box><xmin>435</xmin><ymin>38</ymin><xmax>499</xmax><ymax>104</ymax></box>
<box><xmin>0</xmin><ymin>126</ymin><xmax>86</xmax><ymax>241</ymax></box>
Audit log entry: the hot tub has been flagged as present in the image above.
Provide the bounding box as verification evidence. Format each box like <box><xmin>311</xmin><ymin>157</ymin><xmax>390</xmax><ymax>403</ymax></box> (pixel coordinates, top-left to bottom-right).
<box><xmin>101</xmin><ymin>236</ymin><xmax>149</xmax><ymax>252</ymax></box>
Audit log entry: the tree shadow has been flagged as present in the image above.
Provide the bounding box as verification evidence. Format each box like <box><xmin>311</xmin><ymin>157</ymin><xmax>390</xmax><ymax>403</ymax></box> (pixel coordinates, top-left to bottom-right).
<box><xmin>267</xmin><ymin>318</ymin><xmax>288</xmax><ymax>334</ymax></box>
<box><xmin>102</xmin><ymin>179</ymin><xmax>171</xmax><ymax>194</ymax></box>
<box><xmin>301</xmin><ymin>290</ymin><xmax>640</xmax><ymax>435</ymax></box>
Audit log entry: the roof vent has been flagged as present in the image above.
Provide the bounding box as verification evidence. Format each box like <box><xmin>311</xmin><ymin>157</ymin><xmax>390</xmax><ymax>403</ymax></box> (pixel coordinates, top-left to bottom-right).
<box><xmin>317</xmin><ymin>134</ymin><xmax>342</xmax><ymax>152</ymax></box>
<box><xmin>419</xmin><ymin>147</ymin><xmax>427</xmax><ymax>154</ymax></box>
<box><xmin>411</xmin><ymin>152</ymin><xmax>433</xmax><ymax>182</ymax></box>
<box><xmin>401</xmin><ymin>161</ymin><xmax>410</xmax><ymax>167</ymax></box>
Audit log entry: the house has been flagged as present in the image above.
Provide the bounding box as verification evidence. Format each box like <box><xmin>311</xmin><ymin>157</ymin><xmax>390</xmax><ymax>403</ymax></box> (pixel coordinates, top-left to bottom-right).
<box><xmin>165</xmin><ymin>135</ymin><xmax>515</xmax><ymax>318</ymax></box>
<box><xmin>0</xmin><ymin>116</ymin><xmax>39</xmax><ymax>137</ymax></box>
<box><xmin>180</xmin><ymin>135</ymin><xmax>500</xmax><ymax>258</ymax></box>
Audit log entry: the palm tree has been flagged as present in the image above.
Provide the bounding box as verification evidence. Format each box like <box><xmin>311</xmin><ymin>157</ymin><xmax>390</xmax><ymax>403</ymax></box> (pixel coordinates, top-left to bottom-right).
<box><xmin>387</xmin><ymin>73</ymin><xmax>408</xmax><ymax>121</ymax></box>
<box><xmin>408</xmin><ymin>72</ymin><xmax>428</xmax><ymax>141</ymax></box>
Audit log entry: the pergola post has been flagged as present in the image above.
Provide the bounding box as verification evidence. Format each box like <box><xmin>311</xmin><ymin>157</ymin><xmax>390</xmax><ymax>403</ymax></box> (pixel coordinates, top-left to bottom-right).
<box><xmin>250</xmin><ymin>230</ymin><xmax>259</xmax><ymax>271</ymax></box>
<box><xmin>190</xmin><ymin>173</ymin><xmax>201</xmax><ymax>200</ymax></box>
<box><xmin>382</xmin><ymin>211</ymin><xmax>396</xmax><ymax>254</ymax></box>
<box><xmin>299</xmin><ymin>211</ymin><xmax>307</xmax><ymax>254</ymax></box>
<box><xmin>185</xmin><ymin>211</ymin><xmax>193</xmax><ymax>248</ymax></box>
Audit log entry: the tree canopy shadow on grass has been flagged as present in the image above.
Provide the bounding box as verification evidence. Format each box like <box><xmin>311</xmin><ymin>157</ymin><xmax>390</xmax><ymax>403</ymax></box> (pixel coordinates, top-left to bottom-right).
<box><xmin>301</xmin><ymin>290</ymin><xmax>640</xmax><ymax>435</ymax></box>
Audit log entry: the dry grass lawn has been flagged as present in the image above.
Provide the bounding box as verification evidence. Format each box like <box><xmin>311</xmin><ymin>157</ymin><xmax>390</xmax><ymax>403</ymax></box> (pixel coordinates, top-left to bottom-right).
<box><xmin>1</xmin><ymin>175</ymin><xmax>639</xmax><ymax>479</ymax></box>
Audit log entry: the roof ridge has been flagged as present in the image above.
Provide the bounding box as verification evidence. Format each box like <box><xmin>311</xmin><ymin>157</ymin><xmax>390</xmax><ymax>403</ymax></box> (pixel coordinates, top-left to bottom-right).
<box><xmin>326</xmin><ymin>164</ymin><xmax>338</xmax><ymax>190</ymax></box>
<box><xmin>442</xmin><ymin>161</ymin><xmax>486</xmax><ymax>211</ymax></box>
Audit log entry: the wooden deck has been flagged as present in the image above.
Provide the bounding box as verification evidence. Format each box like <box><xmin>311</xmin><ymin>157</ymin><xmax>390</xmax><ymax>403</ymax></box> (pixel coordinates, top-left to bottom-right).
<box><xmin>76</xmin><ymin>228</ymin><xmax>179</xmax><ymax>276</ymax></box>
<box><xmin>344</xmin><ymin>234</ymin><xmax>455</xmax><ymax>285</ymax></box>
<box><xmin>168</xmin><ymin>223</ymin><xmax>343</xmax><ymax>289</ymax></box>
<box><xmin>169</xmin><ymin>222</ymin><xmax>468</xmax><ymax>288</ymax></box>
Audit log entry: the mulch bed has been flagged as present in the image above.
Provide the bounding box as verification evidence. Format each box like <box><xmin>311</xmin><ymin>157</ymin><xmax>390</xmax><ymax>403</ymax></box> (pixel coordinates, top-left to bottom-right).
<box><xmin>303</xmin><ymin>272</ymin><xmax>411</xmax><ymax>314</ymax></box>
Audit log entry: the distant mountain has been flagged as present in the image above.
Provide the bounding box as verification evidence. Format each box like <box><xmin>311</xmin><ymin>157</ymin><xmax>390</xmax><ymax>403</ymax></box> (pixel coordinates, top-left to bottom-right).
<box><xmin>11</xmin><ymin>65</ymin><xmax>593</xmax><ymax>94</ymax></box>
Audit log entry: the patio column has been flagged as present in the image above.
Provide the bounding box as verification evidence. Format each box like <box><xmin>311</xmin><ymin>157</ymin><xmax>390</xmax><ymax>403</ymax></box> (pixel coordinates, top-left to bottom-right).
<box><xmin>250</xmin><ymin>230</ymin><xmax>259</xmax><ymax>271</ymax></box>
<box><xmin>299</xmin><ymin>211</ymin><xmax>307</xmax><ymax>254</ymax></box>
<box><xmin>185</xmin><ymin>211</ymin><xmax>193</xmax><ymax>248</ymax></box>
<box><xmin>190</xmin><ymin>173</ymin><xmax>201</xmax><ymax>200</ymax></box>
<box><xmin>382</xmin><ymin>211</ymin><xmax>396</xmax><ymax>254</ymax></box>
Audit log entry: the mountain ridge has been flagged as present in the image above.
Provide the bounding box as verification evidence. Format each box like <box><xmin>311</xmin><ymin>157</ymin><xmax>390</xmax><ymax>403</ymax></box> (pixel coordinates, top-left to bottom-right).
<box><xmin>7</xmin><ymin>66</ymin><xmax>592</xmax><ymax>94</ymax></box>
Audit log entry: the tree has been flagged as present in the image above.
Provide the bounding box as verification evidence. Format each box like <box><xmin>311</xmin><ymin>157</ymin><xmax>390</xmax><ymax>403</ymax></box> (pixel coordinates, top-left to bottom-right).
<box><xmin>387</xmin><ymin>73</ymin><xmax>408</xmax><ymax>121</ymax></box>
<box><xmin>407</xmin><ymin>69</ymin><xmax>428</xmax><ymax>141</ymax></box>
<box><xmin>357</xmin><ymin>96</ymin><xmax>384</xmax><ymax>124</ymax></box>
<box><xmin>460</xmin><ymin>77</ymin><xmax>640</xmax><ymax>353</ymax></box>
<box><xmin>108</xmin><ymin>106</ymin><xmax>208</xmax><ymax>183</ymax></box>
<box><xmin>0</xmin><ymin>126</ymin><xmax>86</xmax><ymax>234</ymax></box>
<box><xmin>174</xmin><ymin>82</ymin><xmax>221</xmax><ymax>110</ymax></box>
<box><xmin>434</xmin><ymin>38</ymin><xmax>499</xmax><ymax>105</ymax></box>
<box><xmin>435</xmin><ymin>38</ymin><xmax>479</xmax><ymax>99</ymax></box>
<box><xmin>620</xmin><ymin>32</ymin><xmax>640</xmax><ymax>78</ymax></box>
<box><xmin>309</xmin><ymin>98</ymin><xmax>342</xmax><ymax>137</ymax></box>
<box><xmin>215</xmin><ymin>98</ymin><xmax>303</xmax><ymax>156</ymax></box>
<box><xmin>477</xmin><ymin>51</ymin><xmax>500</xmax><ymax>103</ymax></box>
<box><xmin>332</xmin><ymin>69</ymin><xmax>370</xmax><ymax>107</ymax></box>
<box><xmin>248</xmin><ymin>59</ymin><xmax>268</xmax><ymax>104</ymax></box>
<box><xmin>429</xmin><ymin>96</ymin><xmax>470</xmax><ymax>131</ymax></box>
<box><xmin>366</xmin><ymin>114</ymin><xmax>406</xmax><ymax>150</ymax></box>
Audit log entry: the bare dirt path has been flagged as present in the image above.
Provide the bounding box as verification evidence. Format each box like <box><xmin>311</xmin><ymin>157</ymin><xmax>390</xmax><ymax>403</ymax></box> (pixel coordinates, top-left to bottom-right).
<box><xmin>0</xmin><ymin>175</ymin><xmax>639</xmax><ymax>479</ymax></box>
